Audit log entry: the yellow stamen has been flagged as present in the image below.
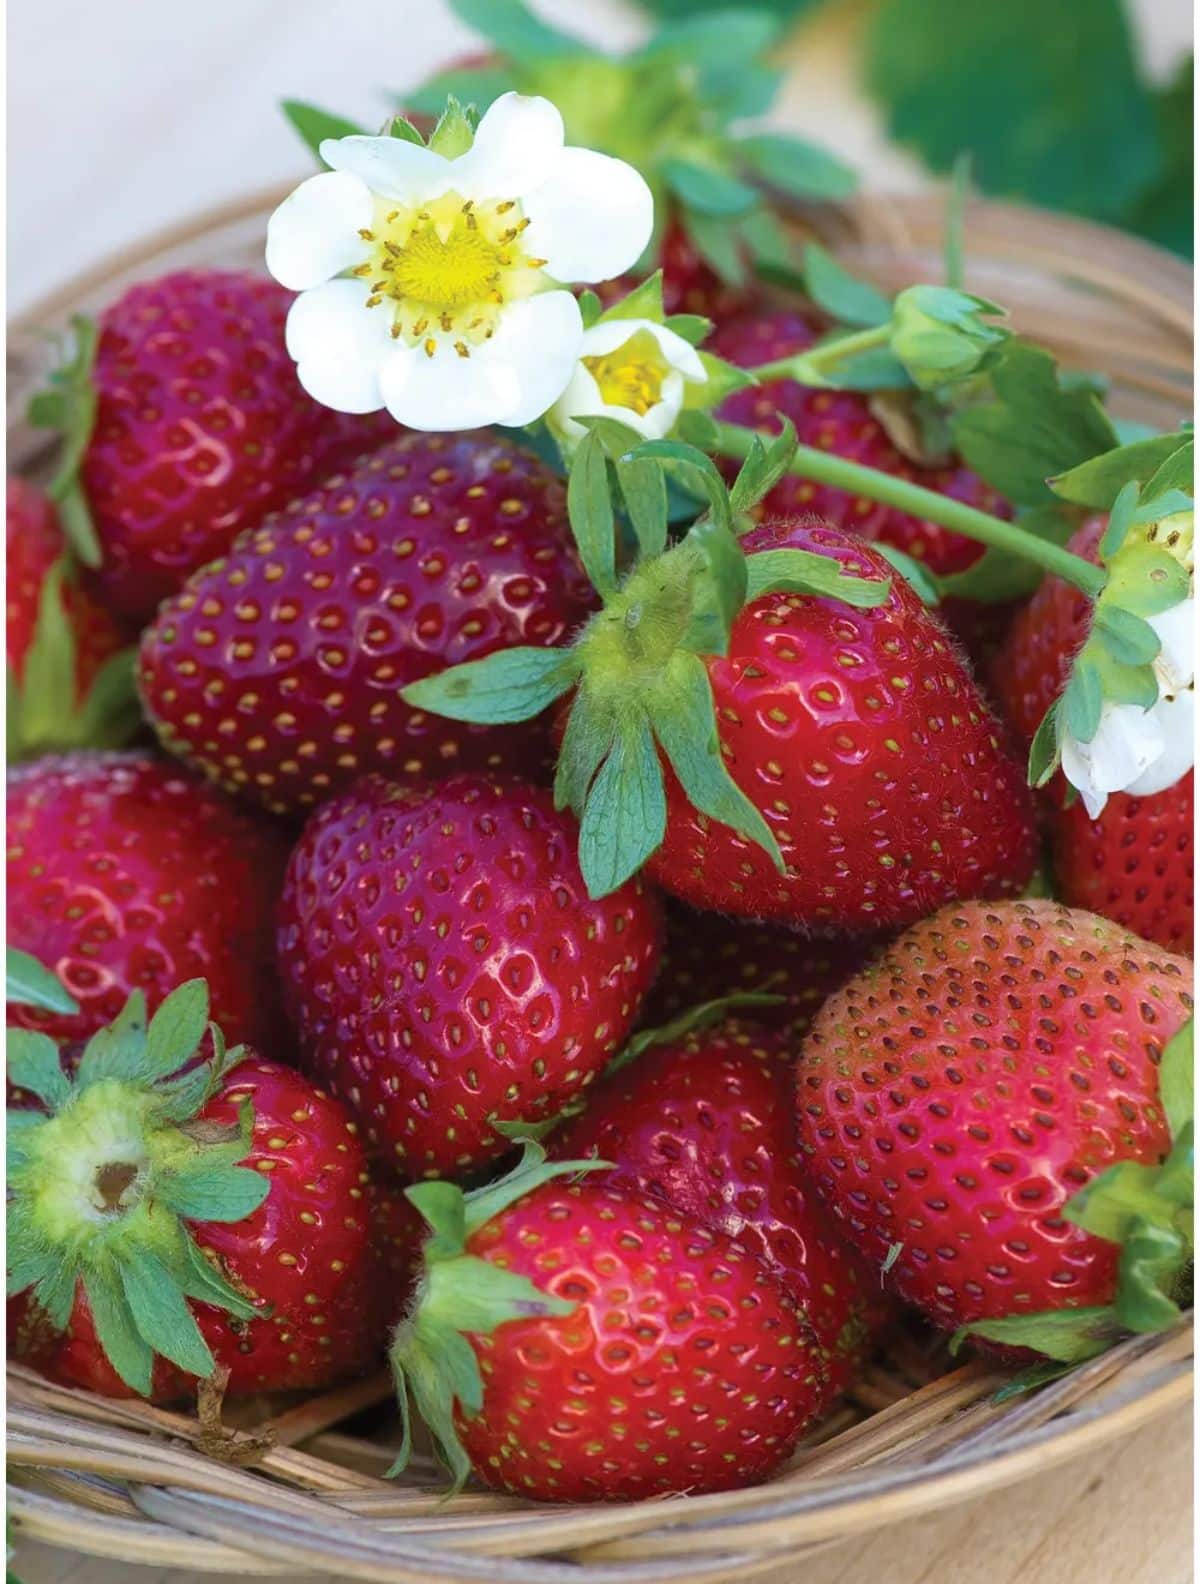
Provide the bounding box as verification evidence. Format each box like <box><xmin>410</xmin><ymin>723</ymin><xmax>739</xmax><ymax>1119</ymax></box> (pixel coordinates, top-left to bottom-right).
<box><xmin>424</xmin><ymin>338</ymin><xmax>437</xmax><ymax>358</ymax></box>
<box><xmin>582</xmin><ymin>329</ymin><xmax>670</xmax><ymax>417</ymax></box>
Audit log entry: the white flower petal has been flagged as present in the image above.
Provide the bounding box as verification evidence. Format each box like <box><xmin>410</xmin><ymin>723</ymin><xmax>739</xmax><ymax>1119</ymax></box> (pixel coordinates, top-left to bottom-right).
<box><xmin>284</xmin><ymin>280</ymin><xmax>396</xmax><ymax>414</ymax></box>
<box><xmin>577</xmin><ymin>318</ymin><xmax>707</xmax><ymax>382</ymax></box>
<box><xmin>1148</xmin><ymin>599</ymin><xmax>1195</xmax><ymax>694</ymax></box>
<box><xmin>265</xmin><ymin>172</ymin><xmax>373</xmax><ymax>292</ymax></box>
<box><xmin>551</xmin><ymin>362</ymin><xmax>605</xmax><ymax>442</ymax></box>
<box><xmin>320</xmin><ymin>134</ymin><xmax>453</xmax><ymax>202</ymax></box>
<box><xmin>523</xmin><ymin>147</ymin><xmax>654</xmax><ymax>283</ymax></box>
<box><xmin>380</xmin><ymin>344</ymin><xmax>520</xmax><ymax>431</ymax></box>
<box><xmin>452</xmin><ymin>93</ymin><xmax>565</xmax><ymax>199</ymax></box>
<box><xmin>485</xmin><ymin>291</ymin><xmax>585</xmax><ymax>427</ymax></box>
<box><xmin>1124</xmin><ymin>692</ymin><xmax>1195</xmax><ymax>798</ymax></box>
<box><xmin>1060</xmin><ymin>699</ymin><xmax>1166</xmax><ymax>818</ymax></box>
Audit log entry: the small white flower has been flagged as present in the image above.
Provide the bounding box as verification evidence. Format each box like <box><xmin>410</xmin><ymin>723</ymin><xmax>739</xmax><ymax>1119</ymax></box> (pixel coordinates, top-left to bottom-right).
<box><xmin>265</xmin><ymin>94</ymin><xmax>654</xmax><ymax>431</ymax></box>
<box><xmin>1061</xmin><ymin>598</ymin><xmax>1195</xmax><ymax>817</ymax></box>
<box><xmin>549</xmin><ymin>319</ymin><xmax>708</xmax><ymax>445</ymax></box>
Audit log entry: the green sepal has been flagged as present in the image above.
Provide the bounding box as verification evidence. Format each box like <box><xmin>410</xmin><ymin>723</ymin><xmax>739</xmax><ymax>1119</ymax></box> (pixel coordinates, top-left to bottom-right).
<box><xmin>1061</xmin><ymin>659</ymin><xmax>1103</xmax><ymax>745</ymax></box>
<box><xmin>617</xmin><ymin>457</ymin><xmax>669</xmax><ymax>561</ymax></box>
<box><xmin>281</xmin><ymin>100</ymin><xmax>368</xmax><ymax>161</ymax></box>
<box><xmin>31</xmin><ymin>1259</ymin><xmax>79</xmax><ymax>1332</ymax></box>
<box><xmin>177</xmin><ymin>1233</ymin><xmax>261</xmax><ymax>1322</ymax></box>
<box><xmin>26</xmin><ymin>317</ymin><xmax>102</xmax><ymax>567</ymax></box>
<box><xmin>727</xmin><ymin>418</ymin><xmax>799</xmax><ymax>518</ymax></box>
<box><xmin>1090</xmin><ymin>605</ymin><xmax>1161</xmax><ymax>668</ymax></box>
<box><xmin>119</xmin><ymin>1246</ymin><xmax>216</xmax><ymax>1379</ymax></box>
<box><xmin>158</xmin><ymin>1164</ymin><xmax>271</xmax><ymax>1223</ymax></box>
<box><xmin>664</xmin><ymin>313</ymin><xmax>712</xmax><ymax>347</ymax></box>
<box><xmin>566</xmin><ymin>430</ymin><xmax>617</xmax><ymax>595</ymax></box>
<box><xmin>85</xmin><ymin>1263</ymin><xmax>154</xmax><ymax>1396</ymax></box>
<box><xmin>1027</xmin><ymin>700</ymin><xmax>1063</xmax><ymax>787</ymax></box>
<box><xmin>1051</xmin><ymin>432</ymin><xmax>1193</xmax><ymax>510</ymax></box>
<box><xmin>679</xmin><ymin>516</ymin><xmax>747</xmax><ymax>655</ymax></box>
<box><xmin>624</xmin><ymin>440</ymin><xmax>734</xmax><ymax>535</ymax></box>
<box><xmin>401</xmin><ymin>65</ymin><xmax>518</xmax><ymax>120</ymax></box>
<box><xmin>554</xmin><ymin>688</ymin><xmax>615</xmax><ymax>818</ymax></box>
<box><xmin>428</xmin><ymin>96</ymin><xmax>475</xmax><ymax>158</ymax></box>
<box><xmin>1100</xmin><ymin>542</ymin><xmax>1190</xmax><ymax>617</ymax></box>
<box><xmin>745</xmin><ymin>548</ymin><xmax>891</xmax><ymax>609</ymax></box>
<box><xmin>954</xmin><ymin>1306</ymin><xmax>1121</xmax><ymax>1364</ymax></box>
<box><xmin>1160</xmin><ymin>1020</ymin><xmax>1193</xmax><ymax>1142</ymax></box>
<box><xmin>6</xmin><ymin>1030</ymin><xmax>71</xmax><ymax>1111</ymax></box>
<box><xmin>74</xmin><ymin>991</ymin><xmax>151</xmax><ymax>1090</ymax></box>
<box><xmin>872</xmin><ymin>544</ymin><xmax>941</xmax><ymax>607</ymax></box>
<box><xmin>6</xmin><ymin>947</ymin><xmax>78</xmax><ymax>1016</ymax></box>
<box><xmin>577</xmin><ymin>714</ymin><xmax>667</xmax><ymax>898</ymax></box>
<box><xmin>1099</xmin><ymin>479</ymin><xmax>1141</xmax><ymax>561</ymax></box>
<box><xmin>1139</xmin><ymin>439</ymin><xmax>1194</xmax><ymax>506</ymax></box>
<box><xmin>607</xmin><ymin>990</ymin><xmax>786</xmax><ymax>1076</ymax></box>
<box><xmin>400</xmin><ymin>646</ymin><xmax>580</xmax><ymax>727</ymax></box>
<box><xmin>596</xmin><ymin>271</ymin><xmax>664</xmax><ymax>326</ymax></box>
<box><xmin>143</xmin><ymin>980</ymin><xmax>211</xmax><ymax>1080</ymax></box>
<box><xmin>1112</xmin><ymin>1221</ymin><xmax>1188</xmax><ymax>1333</ymax></box>
<box><xmin>890</xmin><ymin>285</ymin><xmax>1008</xmax><ymax>390</ymax></box>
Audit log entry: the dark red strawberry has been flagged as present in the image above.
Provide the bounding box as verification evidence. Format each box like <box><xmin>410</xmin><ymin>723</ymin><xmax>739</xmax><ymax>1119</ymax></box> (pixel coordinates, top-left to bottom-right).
<box><xmin>994</xmin><ymin>516</ymin><xmax>1194</xmax><ymax>954</ymax></box>
<box><xmin>646</xmin><ymin>900</ymin><xmax>876</xmax><ymax>1039</ymax></box>
<box><xmin>7</xmin><ymin>752</ymin><xmax>289</xmax><ymax>1047</ymax></box>
<box><xmin>796</xmin><ymin>900</ymin><xmax>1193</xmax><ymax>1336</ymax></box>
<box><xmin>276</xmin><ymin>774</ymin><xmax>662</xmax><ymax>1179</ymax></box>
<box><xmin>390</xmin><ymin>1149</ymin><xmax>829</xmax><ymax>1499</ymax></box>
<box><xmin>647</xmin><ymin>520</ymin><xmax>1037</xmax><ymax>930</ymax></box>
<box><xmin>138</xmin><ymin>431</ymin><xmax>592</xmax><ymax>816</ymax></box>
<box><xmin>554</xmin><ymin>1021</ymin><xmax>890</xmax><ymax>1395</ymax></box>
<box><xmin>40</xmin><ymin>270</ymin><xmax>393</xmax><ymax>626</ymax></box>
<box><xmin>7</xmin><ymin>478</ymin><xmax>139</xmax><ymax>759</ymax></box>
<box><xmin>7</xmin><ymin>984</ymin><xmax>404</xmax><ymax>1401</ymax></box>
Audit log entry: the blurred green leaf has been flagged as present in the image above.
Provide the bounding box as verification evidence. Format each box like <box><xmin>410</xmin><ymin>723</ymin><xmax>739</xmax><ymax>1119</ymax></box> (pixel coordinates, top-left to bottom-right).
<box><xmin>637</xmin><ymin>0</ymin><xmax>824</xmax><ymax>19</ymax></box>
<box><xmin>1125</xmin><ymin>56</ymin><xmax>1194</xmax><ymax>257</ymax></box>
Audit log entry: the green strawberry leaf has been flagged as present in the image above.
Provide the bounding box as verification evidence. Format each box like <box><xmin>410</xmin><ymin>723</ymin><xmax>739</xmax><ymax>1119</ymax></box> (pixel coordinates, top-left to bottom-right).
<box><xmin>401</xmin><ymin>66</ymin><xmax>518</xmax><ymax>120</ymax></box>
<box><xmin>280</xmin><ymin>100</ymin><xmax>368</xmax><ymax>160</ymax></box>
<box><xmin>27</xmin><ymin>317</ymin><xmax>102</xmax><ymax>568</ymax></box>
<box><xmin>6</xmin><ymin>1030</ymin><xmax>70</xmax><ymax>1111</ymax></box>
<box><xmin>797</xmin><ymin>243</ymin><xmax>892</xmax><ymax>329</ymax></box>
<box><xmin>578</xmin><ymin>716</ymin><xmax>667</xmax><ymax>898</ymax></box>
<box><xmin>954</xmin><ymin>1306</ymin><xmax>1120</xmax><ymax>1364</ymax></box>
<box><xmin>6</xmin><ymin>947</ymin><xmax>78</xmax><ymax>1016</ymax></box>
<box><xmin>608</xmin><ymin>990</ymin><xmax>786</xmax><ymax>1075</ymax></box>
<box><xmin>566</xmin><ymin>430</ymin><xmax>617</xmax><ymax>595</ymax></box>
<box><xmin>736</xmin><ymin>133</ymin><xmax>857</xmax><ymax>201</ymax></box>
<box><xmin>662</xmin><ymin>160</ymin><xmax>759</xmax><ymax>219</ymax></box>
<box><xmin>400</xmin><ymin>647</ymin><xmax>580</xmax><ymax>727</ymax></box>
<box><xmin>445</xmin><ymin>0</ymin><xmax>583</xmax><ymax>59</ymax></box>
<box><xmin>1160</xmin><ymin>1019</ymin><xmax>1194</xmax><ymax>1143</ymax></box>
<box><xmin>1052</xmin><ymin>433</ymin><xmax>1192</xmax><ymax>510</ymax></box>
<box><xmin>682</xmin><ymin>208</ymin><xmax>749</xmax><ymax>286</ymax></box>
<box><xmin>634</xmin><ymin>10</ymin><xmax>784</xmax><ymax>65</ymax></box>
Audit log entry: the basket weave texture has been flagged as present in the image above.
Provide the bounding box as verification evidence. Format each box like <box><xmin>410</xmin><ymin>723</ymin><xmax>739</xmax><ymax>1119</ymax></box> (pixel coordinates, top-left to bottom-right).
<box><xmin>6</xmin><ymin>188</ymin><xmax>1195</xmax><ymax>1582</ymax></box>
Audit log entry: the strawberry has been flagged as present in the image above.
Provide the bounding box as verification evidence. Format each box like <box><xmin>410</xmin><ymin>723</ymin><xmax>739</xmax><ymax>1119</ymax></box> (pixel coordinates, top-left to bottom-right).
<box><xmin>33</xmin><ymin>271</ymin><xmax>393</xmax><ymax>626</ymax></box>
<box><xmin>276</xmin><ymin>773</ymin><xmax>663</xmax><ymax>1179</ymax></box>
<box><xmin>389</xmin><ymin>1146</ymin><xmax>829</xmax><ymax>1499</ymax></box>
<box><xmin>796</xmin><ymin>900</ymin><xmax>1194</xmax><ymax>1344</ymax></box>
<box><xmin>138</xmin><ymin>431</ymin><xmax>592</xmax><ymax>816</ymax></box>
<box><xmin>553</xmin><ymin>1020</ymin><xmax>890</xmax><ymax>1396</ymax></box>
<box><xmin>646</xmin><ymin>900</ymin><xmax>876</xmax><ymax>1040</ymax></box>
<box><xmin>7</xmin><ymin>478</ymin><xmax>139</xmax><ymax>759</ymax></box>
<box><xmin>7</xmin><ymin>982</ymin><xmax>402</xmax><ymax>1400</ymax></box>
<box><xmin>7</xmin><ymin>752</ymin><xmax>289</xmax><ymax>1047</ymax></box>
<box><xmin>644</xmin><ymin>519</ymin><xmax>1037</xmax><ymax>929</ymax></box>
<box><xmin>995</xmin><ymin>516</ymin><xmax>1194</xmax><ymax>954</ymax></box>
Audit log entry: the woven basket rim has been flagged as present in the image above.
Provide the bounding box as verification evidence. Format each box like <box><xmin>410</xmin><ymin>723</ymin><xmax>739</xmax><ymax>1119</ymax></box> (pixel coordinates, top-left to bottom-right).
<box><xmin>6</xmin><ymin>184</ymin><xmax>1195</xmax><ymax>1581</ymax></box>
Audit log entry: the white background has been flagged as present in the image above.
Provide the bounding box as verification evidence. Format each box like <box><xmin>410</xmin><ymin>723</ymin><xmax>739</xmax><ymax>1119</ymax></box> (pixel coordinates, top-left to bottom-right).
<box><xmin>7</xmin><ymin>0</ymin><xmax>1191</xmax><ymax>316</ymax></box>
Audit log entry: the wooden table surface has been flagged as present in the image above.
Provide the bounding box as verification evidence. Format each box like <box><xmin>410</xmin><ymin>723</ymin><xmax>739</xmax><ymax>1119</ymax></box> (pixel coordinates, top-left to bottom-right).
<box><xmin>12</xmin><ymin>1401</ymin><xmax>1193</xmax><ymax>1583</ymax></box>
<box><xmin>6</xmin><ymin>1</ymin><xmax>1194</xmax><ymax>1579</ymax></box>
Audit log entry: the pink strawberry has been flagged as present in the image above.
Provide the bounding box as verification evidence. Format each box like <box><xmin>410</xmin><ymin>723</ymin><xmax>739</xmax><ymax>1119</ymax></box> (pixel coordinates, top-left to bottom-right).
<box><xmin>7</xmin><ymin>752</ymin><xmax>289</xmax><ymax>1047</ymax></box>
<box><xmin>554</xmin><ymin>1020</ymin><xmax>890</xmax><ymax>1396</ymax></box>
<box><xmin>994</xmin><ymin>516</ymin><xmax>1194</xmax><ymax>955</ymax></box>
<box><xmin>38</xmin><ymin>270</ymin><xmax>393</xmax><ymax>626</ymax></box>
<box><xmin>138</xmin><ymin>431</ymin><xmax>592</xmax><ymax>816</ymax></box>
<box><xmin>389</xmin><ymin>1150</ymin><xmax>829</xmax><ymax>1499</ymax></box>
<box><xmin>796</xmin><ymin>900</ymin><xmax>1193</xmax><ymax>1337</ymax></box>
<box><xmin>8</xmin><ymin>983</ymin><xmax>405</xmax><ymax>1401</ymax></box>
<box><xmin>276</xmin><ymin>774</ymin><xmax>662</xmax><ymax>1179</ymax></box>
<box><xmin>7</xmin><ymin>478</ymin><xmax>138</xmax><ymax>759</ymax></box>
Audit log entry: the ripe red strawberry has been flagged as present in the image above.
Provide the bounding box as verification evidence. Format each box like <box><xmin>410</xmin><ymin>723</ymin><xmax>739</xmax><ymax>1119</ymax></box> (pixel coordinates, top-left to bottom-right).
<box><xmin>276</xmin><ymin>774</ymin><xmax>663</xmax><ymax>1179</ymax></box>
<box><xmin>8</xmin><ymin>984</ymin><xmax>403</xmax><ymax>1401</ymax></box>
<box><xmin>390</xmin><ymin>1150</ymin><xmax>829</xmax><ymax>1499</ymax></box>
<box><xmin>645</xmin><ymin>900</ymin><xmax>876</xmax><ymax>1039</ymax></box>
<box><xmin>994</xmin><ymin>516</ymin><xmax>1194</xmax><ymax>954</ymax></box>
<box><xmin>138</xmin><ymin>431</ymin><xmax>592</xmax><ymax>816</ymax></box>
<box><xmin>7</xmin><ymin>752</ymin><xmax>289</xmax><ymax>1047</ymax></box>
<box><xmin>41</xmin><ymin>270</ymin><xmax>393</xmax><ymax>626</ymax></box>
<box><xmin>7</xmin><ymin>478</ymin><xmax>139</xmax><ymax>758</ymax></box>
<box><xmin>553</xmin><ymin>1021</ymin><xmax>890</xmax><ymax>1396</ymax></box>
<box><xmin>796</xmin><ymin>900</ymin><xmax>1193</xmax><ymax>1336</ymax></box>
<box><xmin>647</xmin><ymin>519</ymin><xmax>1037</xmax><ymax>930</ymax></box>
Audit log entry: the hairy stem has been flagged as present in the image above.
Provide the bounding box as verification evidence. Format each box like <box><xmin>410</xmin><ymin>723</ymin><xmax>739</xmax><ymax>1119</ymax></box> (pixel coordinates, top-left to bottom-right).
<box><xmin>712</xmin><ymin>420</ymin><xmax>1107</xmax><ymax>595</ymax></box>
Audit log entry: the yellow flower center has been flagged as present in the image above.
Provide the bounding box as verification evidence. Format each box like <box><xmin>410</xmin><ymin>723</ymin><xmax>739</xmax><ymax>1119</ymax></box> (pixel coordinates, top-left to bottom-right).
<box><xmin>582</xmin><ymin>330</ymin><xmax>669</xmax><ymax>416</ymax></box>
<box><xmin>351</xmin><ymin>190</ymin><xmax>548</xmax><ymax>358</ymax></box>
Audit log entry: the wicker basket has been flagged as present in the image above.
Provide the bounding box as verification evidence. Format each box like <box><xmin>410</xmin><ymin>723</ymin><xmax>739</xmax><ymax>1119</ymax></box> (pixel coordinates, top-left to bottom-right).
<box><xmin>6</xmin><ymin>188</ymin><xmax>1195</xmax><ymax>1582</ymax></box>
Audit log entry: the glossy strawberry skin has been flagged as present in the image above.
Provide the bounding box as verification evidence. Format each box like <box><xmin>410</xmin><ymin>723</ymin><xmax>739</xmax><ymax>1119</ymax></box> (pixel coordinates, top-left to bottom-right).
<box><xmin>554</xmin><ymin>1023</ymin><xmax>889</xmax><ymax>1396</ymax></box>
<box><xmin>647</xmin><ymin>520</ymin><xmax>1038</xmax><ymax>931</ymax></box>
<box><xmin>8</xmin><ymin>1057</ymin><xmax>403</xmax><ymax>1401</ymax></box>
<box><xmin>6</xmin><ymin>752</ymin><xmax>289</xmax><ymax>1047</ymax></box>
<box><xmin>645</xmin><ymin>900</ymin><xmax>877</xmax><ymax>1041</ymax></box>
<box><xmin>994</xmin><ymin>517</ymin><xmax>1194</xmax><ymax>955</ymax></box>
<box><xmin>7</xmin><ymin>478</ymin><xmax>125</xmax><ymax>686</ymax></box>
<box><xmin>455</xmin><ymin>1181</ymin><xmax>826</xmax><ymax>1500</ymax></box>
<box><xmin>276</xmin><ymin>774</ymin><xmax>663</xmax><ymax>1179</ymax></box>
<box><xmin>80</xmin><ymin>269</ymin><xmax>394</xmax><ymax>626</ymax></box>
<box><xmin>139</xmin><ymin>432</ymin><xmax>592</xmax><ymax>816</ymax></box>
<box><xmin>796</xmin><ymin>900</ymin><xmax>1194</xmax><ymax>1332</ymax></box>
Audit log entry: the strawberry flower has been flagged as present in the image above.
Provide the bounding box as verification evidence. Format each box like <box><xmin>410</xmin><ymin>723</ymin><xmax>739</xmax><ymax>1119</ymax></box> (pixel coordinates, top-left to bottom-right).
<box><xmin>1061</xmin><ymin>596</ymin><xmax>1195</xmax><ymax>817</ymax></box>
<box><xmin>265</xmin><ymin>94</ymin><xmax>653</xmax><ymax>430</ymax></box>
<box><xmin>549</xmin><ymin>319</ymin><xmax>708</xmax><ymax>446</ymax></box>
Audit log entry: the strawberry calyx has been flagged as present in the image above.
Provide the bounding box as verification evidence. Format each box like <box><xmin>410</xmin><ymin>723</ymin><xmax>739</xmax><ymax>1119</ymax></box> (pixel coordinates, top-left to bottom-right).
<box><xmin>387</xmin><ymin>1142</ymin><xmax>611</xmax><ymax>1490</ymax></box>
<box><xmin>956</xmin><ymin>1017</ymin><xmax>1194</xmax><ymax>1364</ymax></box>
<box><xmin>6</xmin><ymin>980</ymin><xmax>270</xmax><ymax>1396</ymax></box>
<box><xmin>6</xmin><ymin>946</ymin><xmax>79</xmax><ymax>1016</ymax></box>
<box><xmin>26</xmin><ymin>315</ymin><xmax>103</xmax><ymax>568</ymax></box>
<box><xmin>7</xmin><ymin>554</ymin><xmax>140</xmax><ymax>762</ymax></box>
<box><xmin>401</xmin><ymin>425</ymin><xmax>891</xmax><ymax>898</ymax></box>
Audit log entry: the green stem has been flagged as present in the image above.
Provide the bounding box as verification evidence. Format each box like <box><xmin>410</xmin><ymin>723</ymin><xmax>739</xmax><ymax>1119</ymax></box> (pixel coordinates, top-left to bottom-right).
<box><xmin>746</xmin><ymin>324</ymin><xmax>892</xmax><ymax>387</ymax></box>
<box><xmin>713</xmin><ymin>420</ymin><xmax>1107</xmax><ymax>596</ymax></box>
